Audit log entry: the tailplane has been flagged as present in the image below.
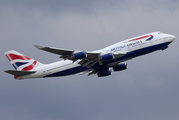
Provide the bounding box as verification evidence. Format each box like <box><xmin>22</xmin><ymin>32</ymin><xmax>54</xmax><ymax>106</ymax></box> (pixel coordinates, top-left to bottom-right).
<box><xmin>4</xmin><ymin>50</ymin><xmax>43</xmax><ymax>79</ymax></box>
<box><xmin>4</xmin><ymin>70</ymin><xmax>36</xmax><ymax>76</ymax></box>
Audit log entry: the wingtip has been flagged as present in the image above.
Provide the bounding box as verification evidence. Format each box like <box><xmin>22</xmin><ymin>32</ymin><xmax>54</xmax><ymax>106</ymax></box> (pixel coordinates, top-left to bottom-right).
<box><xmin>34</xmin><ymin>45</ymin><xmax>43</xmax><ymax>50</ymax></box>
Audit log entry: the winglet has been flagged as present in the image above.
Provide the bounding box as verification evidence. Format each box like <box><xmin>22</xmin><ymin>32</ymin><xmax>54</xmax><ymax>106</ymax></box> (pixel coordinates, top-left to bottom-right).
<box><xmin>33</xmin><ymin>45</ymin><xmax>74</xmax><ymax>56</ymax></box>
<box><xmin>34</xmin><ymin>45</ymin><xmax>44</xmax><ymax>50</ymax></box>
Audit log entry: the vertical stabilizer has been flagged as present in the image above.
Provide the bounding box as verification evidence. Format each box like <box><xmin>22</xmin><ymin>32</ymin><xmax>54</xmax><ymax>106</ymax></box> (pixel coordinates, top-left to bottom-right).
<box><xmin>4</xmin><ymin>50</ymin><xmax>43</xmax><ymax>71</ymax></box>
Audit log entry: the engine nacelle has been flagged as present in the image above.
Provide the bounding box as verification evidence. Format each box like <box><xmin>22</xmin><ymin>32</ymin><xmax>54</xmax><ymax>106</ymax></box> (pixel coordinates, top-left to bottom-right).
<box><xmin>97</xmin><ymin>69</ymin><xmax>112</xmax><ymax>77</ymax></box>
<box><xmin>73</xmin><ymin>51</ymin><xmax>87</xmax><ymax>59</ymax></box>
<box><xmin>100</xmin><ymin>53</ymin><xmax>114</xmax><ymax>61</ymax></box>
<box><xmin>113</xmin><ymin>63</ymin><xmax>127</xmax><ymax>71</ymax></box>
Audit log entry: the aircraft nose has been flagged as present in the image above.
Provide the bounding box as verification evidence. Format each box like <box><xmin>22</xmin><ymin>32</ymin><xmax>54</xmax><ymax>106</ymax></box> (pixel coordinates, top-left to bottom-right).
<box><xmin>171</xmin><ymin>35</ymin><xmax>175</xmax><ymax>42</ymax></box>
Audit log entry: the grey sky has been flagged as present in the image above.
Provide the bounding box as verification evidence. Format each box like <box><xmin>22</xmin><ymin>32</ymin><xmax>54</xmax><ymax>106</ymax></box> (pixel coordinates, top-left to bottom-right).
<box><xmin>1</xmin><ymin>0</ymin><xmax>179</xmax><ymax>120</ymax></box>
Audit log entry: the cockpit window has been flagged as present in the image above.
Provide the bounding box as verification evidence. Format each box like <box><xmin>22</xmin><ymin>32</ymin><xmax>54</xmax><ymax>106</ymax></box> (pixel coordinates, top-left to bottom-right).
<box><xmin>158</xmin><ymin>32</ymin><xmax>164</xmax><ymax>34</ymax></box>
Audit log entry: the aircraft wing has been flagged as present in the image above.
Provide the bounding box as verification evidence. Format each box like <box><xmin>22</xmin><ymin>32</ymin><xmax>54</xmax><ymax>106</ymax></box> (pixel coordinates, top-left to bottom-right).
<box><xmin>34</xmin><ymin>45</ymin><xmax>100</xmax><ymax>61</ymax></box>
<box><xmin>34</xmin><ymin>45</ymin><xmax>126</xmax><ymax>69</ymax></box>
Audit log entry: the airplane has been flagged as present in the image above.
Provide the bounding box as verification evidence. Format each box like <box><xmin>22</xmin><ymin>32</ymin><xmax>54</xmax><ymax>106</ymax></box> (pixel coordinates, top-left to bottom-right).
<box><xmin>4</xmin><ymin>31</ymin><xmax>175</xmax><ymax>80</ymax></box>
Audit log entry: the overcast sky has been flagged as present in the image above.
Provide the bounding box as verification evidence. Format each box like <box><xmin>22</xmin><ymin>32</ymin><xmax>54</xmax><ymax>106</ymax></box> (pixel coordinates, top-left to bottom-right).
<box><xmin>1</xmin><ymin>0</ymin><xmax>179</xmax><ymax>120</ymax></box>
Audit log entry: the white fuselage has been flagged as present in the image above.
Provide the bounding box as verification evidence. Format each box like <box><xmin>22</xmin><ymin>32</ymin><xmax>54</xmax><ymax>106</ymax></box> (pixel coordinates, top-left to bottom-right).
<box><xmin>18</xmin><ymin>32</ymin><xmax>175</xmax><ymax>79</ymax></box>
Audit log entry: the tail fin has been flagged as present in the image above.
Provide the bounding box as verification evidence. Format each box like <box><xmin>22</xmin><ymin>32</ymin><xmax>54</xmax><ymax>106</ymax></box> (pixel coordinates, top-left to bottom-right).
<box><xmin>4</xmin><ymin>50</ymin><xmax>43</xmax><ymax>71</ymax></box>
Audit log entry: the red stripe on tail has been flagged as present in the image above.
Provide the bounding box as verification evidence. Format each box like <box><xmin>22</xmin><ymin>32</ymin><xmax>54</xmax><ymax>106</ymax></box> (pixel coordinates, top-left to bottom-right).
<box><xmin>22</xmin><ymin>61</ymin><xmax>37</xmax><ymax>71</ymax></box>
<box><xmin>14</xmin><ymin>76</ymin><xmax>18</xmax><ymax>79</ymax></box>
<box><xmin>7</xmin><ymin>54</ymin><xmax>31</xmax><ymax>61</ymax></box>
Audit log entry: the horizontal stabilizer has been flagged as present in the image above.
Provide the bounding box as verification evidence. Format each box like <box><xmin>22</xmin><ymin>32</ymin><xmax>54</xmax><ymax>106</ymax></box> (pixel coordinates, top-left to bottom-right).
<box><xmin>4</xmin><ymin>70</ymin><xmax>36</xmax><ymax>76</ymax></box>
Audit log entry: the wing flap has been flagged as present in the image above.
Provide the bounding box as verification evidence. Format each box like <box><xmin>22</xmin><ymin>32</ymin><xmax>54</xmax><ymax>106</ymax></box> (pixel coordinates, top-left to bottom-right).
<box><xmin>4</xmin><ymin>70</ymin><xmax>36</xmax><ymax>76</ymax></box>
<box><xmin>86</xmin><ymin>52</ymin><xmax>100</xmax><ymax>59</ymax></box>
<box><xmin>113</xmin><ymin>51</ymin><xmax>127</xmax><ymax>58</ymax></box>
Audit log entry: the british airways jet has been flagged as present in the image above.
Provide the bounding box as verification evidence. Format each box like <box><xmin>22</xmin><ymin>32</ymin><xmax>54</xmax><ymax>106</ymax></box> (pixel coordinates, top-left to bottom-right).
<box><xmin>4</xmin><ymin>31</ymin><xmax>175</xmax><ymax>80</ymax></box>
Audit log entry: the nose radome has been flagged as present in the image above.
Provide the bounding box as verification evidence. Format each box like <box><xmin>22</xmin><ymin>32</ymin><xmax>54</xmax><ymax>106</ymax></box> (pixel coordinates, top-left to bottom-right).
<box><xmin>171</xmin><ymin>35</ymin><xmax>175</xmax><ymax>41</ymax></box>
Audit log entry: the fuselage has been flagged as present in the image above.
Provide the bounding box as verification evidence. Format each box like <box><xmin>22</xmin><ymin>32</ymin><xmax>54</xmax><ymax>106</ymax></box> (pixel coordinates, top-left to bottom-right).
<box><xmin>17</xmin><ymin>31</ymin><xmax>175</xmax><ymax>79</ymax></box>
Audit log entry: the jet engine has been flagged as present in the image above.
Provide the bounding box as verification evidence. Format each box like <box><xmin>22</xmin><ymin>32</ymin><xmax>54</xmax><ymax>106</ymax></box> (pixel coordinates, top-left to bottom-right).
<box><xmin>97</xmin><ymin>69</ymin><xmax>112</xmax><ymax>77</ymax></box>
<box><xmin>73</xmin><ymin>51</ymin><xmax>87</xmax><ymax>59</ymax></box>
<box><xmin>100</xmin><ymin>53</ymin><xmax>114</xmax><ymax>61</ymax></box>
<box><xmin>113</xmin><ymin>63</ymin><xmax>127</xmax><ymax>71</ymax></box>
